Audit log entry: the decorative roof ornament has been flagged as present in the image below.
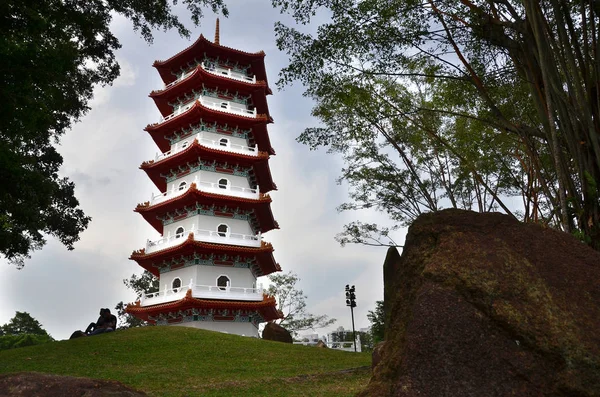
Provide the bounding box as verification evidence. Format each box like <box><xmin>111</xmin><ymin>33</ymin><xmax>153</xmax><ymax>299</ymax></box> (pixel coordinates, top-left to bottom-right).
<box><xmin>214</xmin><ymin>18</ymin><xmax>220</xmax><ymax>46</ymax></box>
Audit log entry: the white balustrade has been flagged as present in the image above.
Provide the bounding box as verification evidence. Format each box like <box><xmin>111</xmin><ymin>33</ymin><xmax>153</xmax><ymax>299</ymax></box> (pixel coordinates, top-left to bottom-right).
<box><xmin>200</xmin><ymin>97</ymin><xmax>257</xmax><ymax>117</ymax></box>
<box><xmin>141</xmin><ymin>284</ymin><xmax>264</xmax><ymax>306</ymax></box>
<box><xmin>201</xmin><ymin>62</ymin><xmax>257</xmax><ymax>84</ymax></box>
<box><xmin>163</xmin><ymin>69</ymin><xmax>195</xmax><ymax>90</ymax></box>
<box><xmin>159</xmin><ymin>97</ymin><xmax>257</xmax><ymax>123</ymax></box>
<box><xmin>150</xmin><ymin>184</ymin><xmax>189</xmax><ymax>204</ymax></box>
<box><xmin>162</xmin><ymin>63</ymin><xmax>256</xmax><ymax>90</ymax></box>
<box><xmin>150</xmin><ymin>175</ymin><xmax>259</xmax><ymax>205</ymax></box>
<box><xmin>154</xmin><ymin>133</ymin><xmax>258</xmax><ymax>162</ymax></box>
<box><xmin>146</xmin><ymin>228</ymin><xmax>262</xmax><ymax>253</ymax></box>
<box><xmin>161</xmin><ymin>101</ymin><xmax>195</xmax><ymax>122</ymax></box>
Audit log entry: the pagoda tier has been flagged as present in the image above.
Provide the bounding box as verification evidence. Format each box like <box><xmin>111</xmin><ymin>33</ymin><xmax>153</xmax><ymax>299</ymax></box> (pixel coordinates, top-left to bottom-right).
<box><xmin>152</xmin><ymin>34</ymin><xmax>271</xmax><ymax>93</ymax></box>
<box><xmin>127</xmin><ymin>291</ymin><xmax>281</xmax><ymax>326</ymax></box>
<box><xmin>144</xmin><ymin>102</ymin><xmax>275</xmax><ymax>154</ymax></box>
<box><xmin>130</xmin><ymin>238</ymin><xmax>281</xmax><ymax>278</ymax></box>
<box><xmin>127</xmin><ymin>288</ymin><xmax>280</xmax><ymax>329</ymax></box>
<box><xmin>149</xmin><ymin>66</ymin><xmax>270</xmax><ymax>118</ymax></box>
<box><xmin>135</xmin><ymin>182</ymin><xmax>278</xmax><ymax>234</ymax></box>
<box><xmin>140</xmin><ymin>139</ymin><xmax>276</xmax><ymax>193</ymax></box>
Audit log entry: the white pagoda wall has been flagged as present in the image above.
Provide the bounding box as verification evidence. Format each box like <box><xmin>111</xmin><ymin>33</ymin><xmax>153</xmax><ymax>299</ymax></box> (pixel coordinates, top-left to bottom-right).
<box><xmin>168</xmin><ymin>170</ymin><xmax>251</xmax><ymax>192</ymax></box>
<box><xmin>159</xmin><ymin>266</ymin><xmax>195</xmax><ymax>291</ymax></box>
<box><xmin>159</xmin><ymin>265</ymin><xmax>257</xmax><ymax>291</ymax></box>
<box><xmin>171</xmin><ymin>130</ymin><xmax>249</xmax><ymax>152</ymax></box>
<box><xmin>172</xmin><ymin>320</ymin><xmax>258</xmax><ymax>337</ymax></box>
<box><xmin>163</xmin><ymin>214</ymin><xmax>254</xmax><ymax>238</ymax></box>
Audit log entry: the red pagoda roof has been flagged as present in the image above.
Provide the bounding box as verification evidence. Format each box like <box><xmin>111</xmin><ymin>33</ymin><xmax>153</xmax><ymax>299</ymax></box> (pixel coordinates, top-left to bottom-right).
<box><xmin>135</xmin><ymin>183</ymin><xmax>278</xmax><ymax>234</ymax></box>
<box><xmin>144</xmin><ymin>101</ymin><xmax>274</xmax><ymax>155</ymax></box>
<box><xmin>149</xmin><ymin>66</ymin><xmax>270</xmax><ymax>118</ymax></box>
<box><xmin>130</xmin><ymin>238</ymin><xmax>281</xmax><ymax>277</ymax></box>
<box><xmin>140</xmin><ymin>139</ymin><xmax>276</xmax><ymax>193</ymax></box>
<box><xmin>126</xmin><ymin>290</ymin><xmax>281</xmax><ymax>323</ymax></box>
<box><xmin>152</xmin><ymin>34</ymin><xmax>270</xmax><ymax>92</ymax></box>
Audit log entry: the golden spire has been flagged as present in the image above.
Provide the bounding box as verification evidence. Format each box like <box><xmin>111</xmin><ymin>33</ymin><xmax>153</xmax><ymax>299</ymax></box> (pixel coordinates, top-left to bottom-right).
<box><xmin>214</xmin><ymin>18</ymin><xmax>220</xmax><ymax>45</ymax></box>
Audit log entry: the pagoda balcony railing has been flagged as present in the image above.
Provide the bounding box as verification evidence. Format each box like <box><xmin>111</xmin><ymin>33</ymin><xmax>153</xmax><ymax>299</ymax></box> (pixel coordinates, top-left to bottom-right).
<box><xmin>163</xmin><ymin>63</ymin><xmax>256</xmax><ymax>90</ymax></box>
<box><xmin>202</xmin><ymin>62</ymin><xmax>256</xmax><ymax>84</ymax></box>
<box><xmin>150</xmin><ymin>175</ymin><xmax>260</xmax><ymax>205</ymax></box>
<box><xmin>154</xmin><ymin>133</ymin><xmax>258</xmax><ymax>162</ymax></box>
<box><xmin>160</xmin><ymin>97</ymin><xmax>257</xmax><ymax>124</ymax></box>
<box><xmin>140</xmin><ymin>281</ymin><xmax>264</xmax><ymax>306</ymax></box>
<box><xmin>146</xmin><ymin>228</ymin><xmax>262</xmax><ymax>253</ymax></box>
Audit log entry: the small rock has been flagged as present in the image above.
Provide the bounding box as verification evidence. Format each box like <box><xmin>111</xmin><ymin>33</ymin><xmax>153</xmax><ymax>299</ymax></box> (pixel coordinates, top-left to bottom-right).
<box><xmin>262</xmin><ymin>322</ymin><xmax>293</xmax><ymax>343</ymax></box>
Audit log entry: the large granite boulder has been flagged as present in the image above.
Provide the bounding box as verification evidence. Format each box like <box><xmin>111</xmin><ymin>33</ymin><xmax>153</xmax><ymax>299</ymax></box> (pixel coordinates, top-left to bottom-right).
<box><xmin>262</xmin><ymin>322</ymin><xmax>293</xmax><ymax>343</ymax></box>
<box><xmin>360</xmin><ymin>209</ymin><xmax>600</xmax><ymax>396</ymax></box>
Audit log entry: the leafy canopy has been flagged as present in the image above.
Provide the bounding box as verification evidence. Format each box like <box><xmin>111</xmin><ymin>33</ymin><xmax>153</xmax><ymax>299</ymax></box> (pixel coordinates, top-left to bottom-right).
<box><xmin>367</xmin><ymin>300</ymin><xmax>384</xmax><ymax>344</ymax></box>
<box><xmin>115</xmin><ymin>270</ymin><xmax>159</xmax><ymax>329</ymax></box>
<box><xmin>0</xmin><ymin>311</ymin><xmax>54</xmax><ymax>351</ymax></box>
<box><xmin>1</xmin><ymin>311</ymin><xmax>51</xmax><ymax>337</ymax></box>
<box><xmin>272</xmin><ymin>0</ymin><xmax>600</xmax><ymax>249</ymax></box>
<box><xmin>0</xmin><ymin>0</ymin><xmax>228</xmax><ymax>267</ymax></box>
<box><xmin>267</xmin><ymin>271</ymin><xmax>336</xmax><ymax>335</ymax></box>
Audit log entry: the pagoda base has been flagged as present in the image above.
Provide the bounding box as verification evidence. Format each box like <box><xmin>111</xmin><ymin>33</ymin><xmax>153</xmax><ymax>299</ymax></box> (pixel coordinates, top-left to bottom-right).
<box><xmin>171</xmin><ymin>320</ymin><xmax>258</xmax><ymax>337</ymax></box>
<box><xmin>125</xmin><ymin>290</ymin><xmax>281</xmax><ymax>338</ymax></box>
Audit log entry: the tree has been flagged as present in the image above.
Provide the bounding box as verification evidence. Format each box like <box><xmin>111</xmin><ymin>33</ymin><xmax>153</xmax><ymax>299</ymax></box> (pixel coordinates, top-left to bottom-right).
<box><xmin>272</xmin><ymin>0</ymin><xmax>600</xmax><ymax>250</ymax></box>
<box><xmin>0</xmin><ymin>312</ymin><xmax>54</xmax><ymax>350</ymax></box>
<box><xmin>267</xmin><ymin>271</ymin><xmax>336</xmax><ymax>336</ymax></box>
<box><xmin>115</xmin><ymin>270</ymin><xmax>159</xmax><ymax>329</ymax></box>
<box><xmin>1</xmin><ymin>311</ymin><xmax>51</xmax><ymax>337</ymax></box>
<box><xmin>1</xmin><ymin>0</ymin><xmax>229</xmax><ymax>268</ymax></box>
<box><xmin>367</xmin><ymin>300</ymin><xmax>385</xmax><ymax>344</ymax></box>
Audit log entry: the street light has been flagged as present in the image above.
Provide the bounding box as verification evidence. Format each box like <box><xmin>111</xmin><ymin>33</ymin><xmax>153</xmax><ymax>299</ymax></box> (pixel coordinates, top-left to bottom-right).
<box><xmin>345</xmin><ymin>284</ymin><xmax>357</xmax><ymax>352</ymax></box>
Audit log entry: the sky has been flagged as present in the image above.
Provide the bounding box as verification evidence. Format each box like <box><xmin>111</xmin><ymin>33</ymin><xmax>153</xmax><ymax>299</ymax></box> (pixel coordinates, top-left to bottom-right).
<box><xmin>0</xmin><ymin>1</ymin><xmax>406</xmax><ymax>340</ymax></box>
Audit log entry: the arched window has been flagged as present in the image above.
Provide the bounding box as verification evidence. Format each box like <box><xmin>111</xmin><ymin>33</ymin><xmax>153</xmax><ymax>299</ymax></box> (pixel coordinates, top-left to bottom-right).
<box><xmin>172</xmin><ymin>278</ymin><xmax>181</xmax><ymax>292</ymax></box>
<box><xmin>217</xmin><ymin>224</ymin><xmax>228</xmax><ymax>237</ymax></box>
<box><xmin>217</xmin><ymin>275</ymin><xmax>230</xmax><ymax>291</ymax></box>
<box><xmin>218</xmin><ymin>178</ymin><xmax>228</xmax><ymax>189</ymax></box>
<box><xmin>175</xmin><ymin>226</ymin><xmax>185</xmax><ymax>238</ymax></box>
<box><xmin>181</xmin><ymin>141</ymin><xmax>189</xmax><ymax>149</ymax></box>
<box><xmin>219</xmin><ymin>138</ymin><xmax>229</xmax><ymax>147</ymax></box>
<box><xmin>178</xmin><ymin>181</ymin><xmax>187</xmax><ymax>191</ymax></box>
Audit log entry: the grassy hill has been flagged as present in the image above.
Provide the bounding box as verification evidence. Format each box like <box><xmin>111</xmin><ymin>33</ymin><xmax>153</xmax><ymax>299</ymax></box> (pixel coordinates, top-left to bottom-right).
<box><xmin>0</xmin><ymin>327</ymin><xmax>372</xmax><ymax>396</ymax></box>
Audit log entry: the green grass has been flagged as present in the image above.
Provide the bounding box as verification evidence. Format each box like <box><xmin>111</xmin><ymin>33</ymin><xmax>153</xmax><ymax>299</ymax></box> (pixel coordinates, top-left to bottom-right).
<box><xmin>0</xmin><ymin>327</ymin><xmax>371</xmax><ymax>396</ymax></box>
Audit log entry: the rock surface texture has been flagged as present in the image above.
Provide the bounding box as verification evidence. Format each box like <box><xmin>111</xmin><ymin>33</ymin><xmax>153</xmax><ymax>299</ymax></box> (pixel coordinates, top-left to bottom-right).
<box><xmin>262</xmin><ymin>322</ymin><xmax>293</xmax><ymax>343</ymax></box>
<box><xmin>359</xmin><ymin>209</ymin><xmax>600</xmax><ymax>397</ymax></box>
<box><xmin>0</xmin><ymin>372</ymin><xmax>147</xmax><ymax>396</ymax></box>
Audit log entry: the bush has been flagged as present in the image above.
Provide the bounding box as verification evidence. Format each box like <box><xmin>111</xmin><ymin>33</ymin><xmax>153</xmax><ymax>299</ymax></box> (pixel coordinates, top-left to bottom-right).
<box><xmin>0</xmin><ymin>334</ymin><xmax>54</xmax><ymax>351</ymax></box>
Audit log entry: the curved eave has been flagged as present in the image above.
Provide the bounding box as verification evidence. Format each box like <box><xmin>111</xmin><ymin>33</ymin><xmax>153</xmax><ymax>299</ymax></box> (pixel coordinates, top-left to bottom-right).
<box><xmin>135</xmin><ymin>184</ymin><xmax>278</xmax><ymax>234</ymax></box>
<box><xmin>140</xmin><ymin>139</ymin><xmax>276</xmax><ymax>193</ymax></box>
<box><xmin>126</xmin><ymin>291</ymin><xmax>282</xmax><ymax>323</ymax></box>
<box><xmin>149</xmin><ymin>67</ymin><xmax>270</xmax><ymax>118</ymax></box>
<box><xmin>144</xmin><ymin>104</ymin><xmax>273</xmax><ymax>154</ymax></box>
<box><xmin>153</xmin><ymin>35</ymin><xmax>269</xmax><ymax>91</ymax></box>
<box><xmin>252</xmin><ymin>123</ymin><xmax>276</xmax><ymax>156</ymax></box>
<box><xmin>129</xmin><ymin>239</ymin><xmax>281</xmax><ymax>278</ymax></box>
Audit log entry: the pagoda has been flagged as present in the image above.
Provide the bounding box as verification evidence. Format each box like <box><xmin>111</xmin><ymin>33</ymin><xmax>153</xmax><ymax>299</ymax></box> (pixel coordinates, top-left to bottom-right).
<box><xmin>126</xmin><ymin>21</ymin><xmax>282</xmax><ymax>337</ymax></box>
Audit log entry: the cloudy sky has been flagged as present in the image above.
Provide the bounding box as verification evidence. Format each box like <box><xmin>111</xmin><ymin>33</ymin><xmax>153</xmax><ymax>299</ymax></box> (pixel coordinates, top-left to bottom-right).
<box><xmin>0</xmin><ymin>1</ymin><xmax>406</xmax><ymax>340</ymax></box>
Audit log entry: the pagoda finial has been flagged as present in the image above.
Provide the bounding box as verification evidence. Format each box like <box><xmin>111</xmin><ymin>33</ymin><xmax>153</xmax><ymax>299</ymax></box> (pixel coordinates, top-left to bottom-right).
<box><xmin>214</xmin><ymin>18</ymin><xmax>220</xmax><ymax>45</ymax></box>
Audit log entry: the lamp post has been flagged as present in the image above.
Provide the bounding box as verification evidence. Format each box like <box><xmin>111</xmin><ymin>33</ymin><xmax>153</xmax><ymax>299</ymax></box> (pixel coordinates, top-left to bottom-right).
<box><xmin>345</xmin><ymin>284</ymin><xmax>357</xmax><ymax>352</ymax></box>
